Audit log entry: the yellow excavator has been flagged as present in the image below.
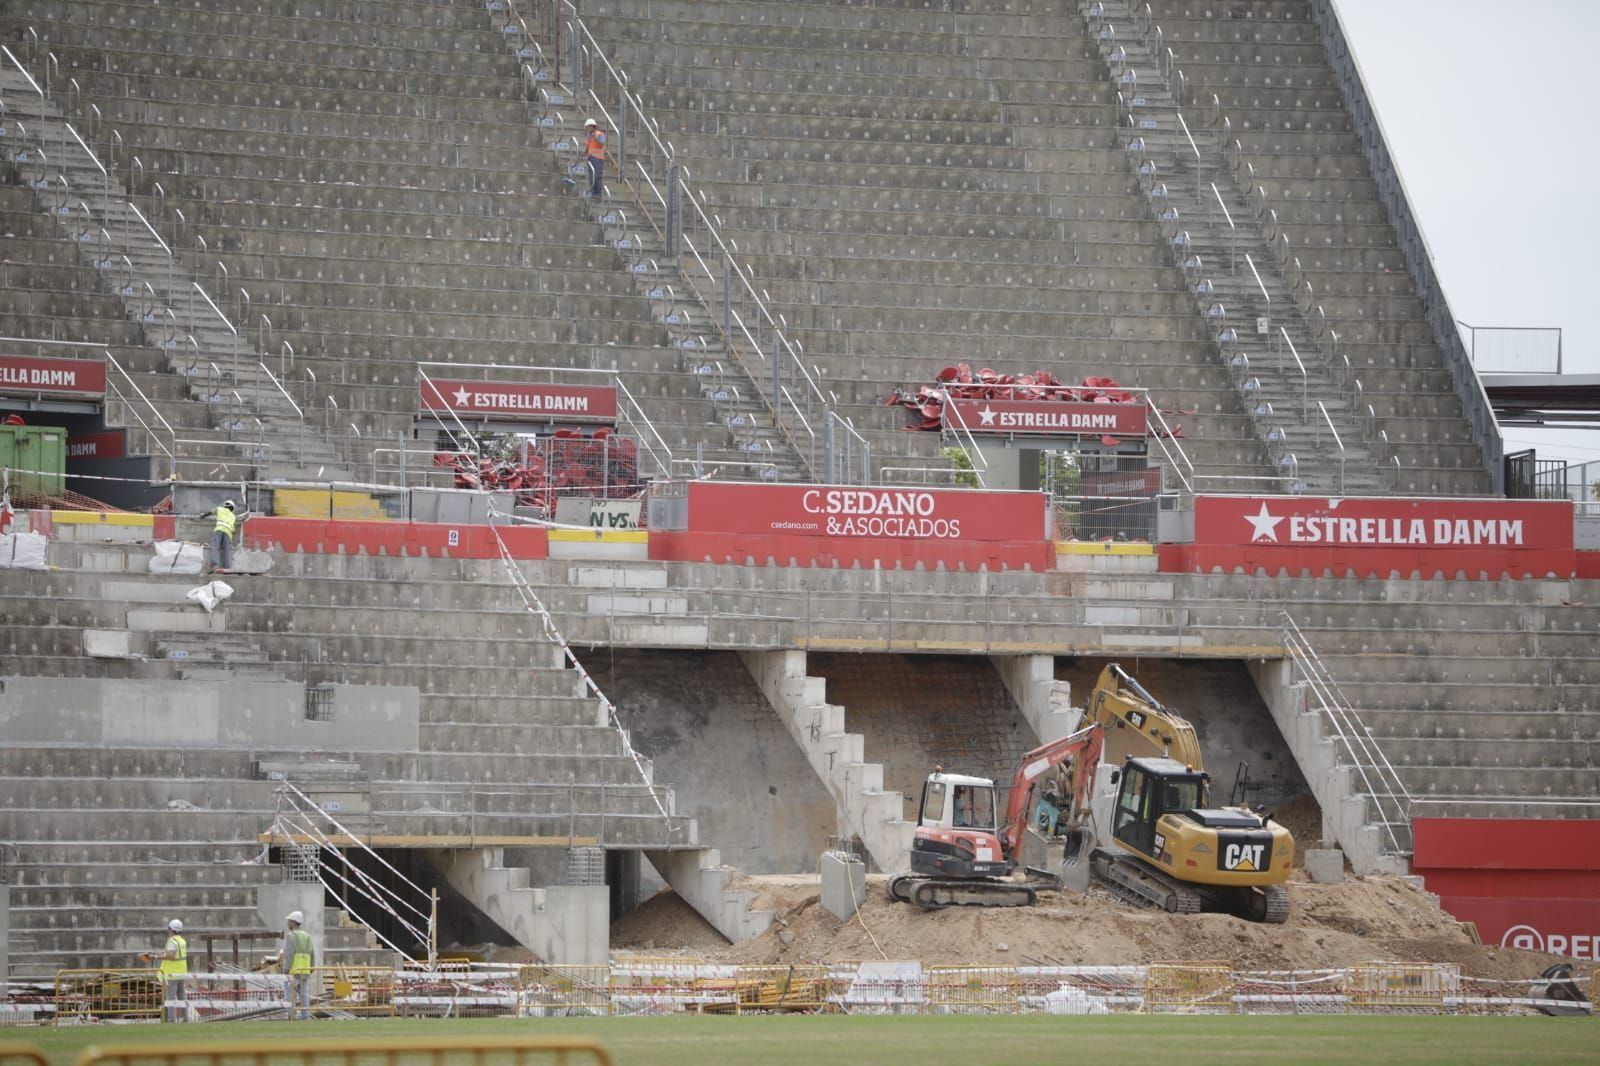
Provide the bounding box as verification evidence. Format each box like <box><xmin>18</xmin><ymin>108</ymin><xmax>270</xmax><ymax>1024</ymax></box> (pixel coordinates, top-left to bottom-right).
<box><xmin>1047</xmin><ymin>664</ymin><xmax>1294</xmax><ymax>922</ymax></box>
<box><xmin>892</xmin><ymin>665</ymin><xmax>1294</xmax><ymax>922</ymax></box>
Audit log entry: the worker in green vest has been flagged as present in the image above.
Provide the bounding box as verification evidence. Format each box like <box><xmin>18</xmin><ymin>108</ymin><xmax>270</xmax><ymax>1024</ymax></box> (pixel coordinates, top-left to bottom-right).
<box><xmin>208</xmin><ymin>499</ymin><xmax>238</xmax><ymax>573</ymax></box>
<box><xmin>282</xmin><ymin>910</ymin><xmax>316</xmax><ymax>1020</ymax></box>
<box><xmin>139</xmin><ymin>918</ymin><xmax>187</xmax><ymax>1022</ymax></box>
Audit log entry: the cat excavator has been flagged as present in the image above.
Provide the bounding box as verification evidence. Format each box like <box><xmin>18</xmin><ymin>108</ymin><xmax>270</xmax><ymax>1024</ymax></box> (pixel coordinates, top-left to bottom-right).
<box><xmin>890</xmin><ymin>664</ymin><xmax>1294</xmax><ymax>922</ymax></box>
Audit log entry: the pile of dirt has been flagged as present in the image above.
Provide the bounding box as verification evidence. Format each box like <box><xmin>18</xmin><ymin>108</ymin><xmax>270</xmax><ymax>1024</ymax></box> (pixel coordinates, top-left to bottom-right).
<box><xmin>611</xmin><ymin>888</ymin><xmax>735</xmax><ymax>954</ymax></box>
<box><xmin>613</xmin><ymin>873</ymin><xmax>1593</xmax><ymax>984</ymax></box>
<box><xmin>1269</xmin><ymin>793</ymin><xmax>1328</xmax><ymax>858</ymax></box>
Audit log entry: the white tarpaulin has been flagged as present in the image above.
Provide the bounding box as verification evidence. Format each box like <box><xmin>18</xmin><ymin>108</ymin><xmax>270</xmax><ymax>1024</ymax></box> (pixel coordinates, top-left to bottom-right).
<box><xmin>185</xmin><ymin>579</ymin><xmax>235</xmax><ymax>614</ymax></box>
<box><xmin>0</xmin><ymin>531</ymin><xmax>47</xmax><ymax>570</ymax></box>
<box><xmin>149</xmin><ymin>540</ymin><xmax>204</xmax><ymax>575</ymax></box>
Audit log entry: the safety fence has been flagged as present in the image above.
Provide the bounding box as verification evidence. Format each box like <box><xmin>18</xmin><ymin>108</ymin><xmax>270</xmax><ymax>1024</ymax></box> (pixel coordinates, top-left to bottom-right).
<box><xmin>17</xmin><ymin>961</ymin><xmax>1591</xmax><ymax>1022</ymax></box>
<box><xmin>31</xmin><ymin>1035</ymin><xmax>612</xmax><ymax>1066</ymax></box>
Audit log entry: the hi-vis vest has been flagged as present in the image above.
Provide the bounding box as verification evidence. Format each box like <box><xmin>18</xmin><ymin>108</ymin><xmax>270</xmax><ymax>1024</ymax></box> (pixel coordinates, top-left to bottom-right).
<box><xmin>286</xmin><ymin>928</ymin><xmax>314</xmax><ymax>975</ymax></box>
<box><xmin>214</xmin><ymin>507</ymin><xmax>237</xmax><ymax>537</ymax></box>
<box><xmin>585</xmin><ymin>130</ymin><xmax>606</xmax><ymax>161</ymax></box>
<box><xmin>160</xmin><ymin>934</ymin><xmax>188</xmax><ymax>979</ymax></box>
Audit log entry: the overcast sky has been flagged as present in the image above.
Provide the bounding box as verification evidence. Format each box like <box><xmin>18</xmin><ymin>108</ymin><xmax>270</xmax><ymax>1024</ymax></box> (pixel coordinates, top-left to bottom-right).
<box><xmin>1335</xmin><ymin>0</ymin><xmax>1600</xmax><ymax>467</ymax></box>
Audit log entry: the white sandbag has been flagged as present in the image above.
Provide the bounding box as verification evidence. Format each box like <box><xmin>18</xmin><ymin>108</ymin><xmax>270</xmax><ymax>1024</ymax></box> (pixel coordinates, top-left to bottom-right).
<box><xmin>149</xmin><ymin>539</ymin><xmax>204</xmax><ymax>575</ymax></box>
<box><xmin>185</xmin><ymin>579</ymin><xmax>234</xmax><ymax>614</ymax></box>
<box><xmin>0</xmin><ymin>531</ymin><xmax>47</xmax><ymax>570</ymax></box>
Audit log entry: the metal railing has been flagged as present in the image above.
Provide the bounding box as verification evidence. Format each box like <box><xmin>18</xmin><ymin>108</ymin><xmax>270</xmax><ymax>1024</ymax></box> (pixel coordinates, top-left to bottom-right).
<box><xmin>1457</xmin><ymin>322</ymin><xmax>1562</xmax><ymax>375</ymax></box>
<box><xmin>484</xmin><ymin>511</ymin><xmax>681</xmax><ymax>836</ymax></box>
<box><xmin>1088</xmin><ymin>5</ymin><xmax>1400</xmax><ymax>495</ymax></box>
<box><xmin>267</xmin><ymin>780</ymin><xmax>438</xmax><ymax>966</ymax></box>
<box><xmin>1280</xmin><ymin>611</ymin><xmax>1412</xmax><ymax>856</ymax></box>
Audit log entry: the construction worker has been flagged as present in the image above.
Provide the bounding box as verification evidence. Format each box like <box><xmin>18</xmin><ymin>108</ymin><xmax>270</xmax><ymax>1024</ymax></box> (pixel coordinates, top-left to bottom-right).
<box><xmin>583</xmin><ymin>118</ymin><xmax>606</xmax><ymax>199</ymax></box>
<box><xmin>139</xmin><ymin>918</ymin><xmax>187</xmax><ymax>1023</ymax></box>
<box><xmin>207</xmin><ymin>499</ymin><xmax>238</xmax><ymax>573</ymax></box>
<box><xmin>282</xmin><ymin>910</ymin><xmax>316</xmax><ymax>1020</ymax></box>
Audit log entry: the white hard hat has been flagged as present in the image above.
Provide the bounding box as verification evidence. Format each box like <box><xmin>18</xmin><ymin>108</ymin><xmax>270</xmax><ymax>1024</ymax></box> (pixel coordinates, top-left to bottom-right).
<box><xmin>168</xmin><ymin>919</ymin><xmax>183</xmax><ymax>932</ymax></box>
<box><xmin>286</xmin><ymin>910</ymin><xmax>304</xmax><ymax>925</ymax></box>
<box><xmin>222</xmin><ymin>499</ymin><xmax>236</xmax><ymax>509</ymax></box>
<box><xmin>584</xmin><ymin>118</ymin><xmax>597</xmax><ymax>128</ymax></box>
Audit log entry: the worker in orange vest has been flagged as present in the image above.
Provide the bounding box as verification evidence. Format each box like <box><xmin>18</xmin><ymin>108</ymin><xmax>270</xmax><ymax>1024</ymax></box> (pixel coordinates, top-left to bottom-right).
<box><xmin>583</xmin><ymin>118</ymin><xmax>606</xmax><ymax>199</ymax></box>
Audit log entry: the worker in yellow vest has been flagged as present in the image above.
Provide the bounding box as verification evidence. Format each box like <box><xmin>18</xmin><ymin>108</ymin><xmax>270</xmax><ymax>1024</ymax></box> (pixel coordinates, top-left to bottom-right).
<box><xmin>139</xmin><ymin>918</ymin><xmax>187</xmax><ymax>1022</ymax></box>
<box><xmin>209</xmin><ymin>499</ymin><xmax>238</xmax><ymax>573</ymax></box>
<box><xmin>283</xmin><ymin>910</ymin><xmax>316</xmax><ymax>1021</ymax></box>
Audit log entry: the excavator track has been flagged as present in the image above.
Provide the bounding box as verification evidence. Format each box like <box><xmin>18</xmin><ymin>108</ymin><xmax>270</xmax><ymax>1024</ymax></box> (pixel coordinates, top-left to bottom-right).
<box><xmin>1250</xmin><ymin>883</ymin><xmax>1292</xmax><ymax>924</ymax></box>
<box><xmin>1091</xmin><ymin>851</ymin><xmax>1203</xmax><ymax>914</ymax></box>
<box><xmin>1090</xmin><ymin>852</ymin><xmax>1290</xmax><ymax>923</ymax></box>
<box><xmin>888</xmin><ymin>874</ymin><xmax>1036</xmax><ymax>909</ymax></box>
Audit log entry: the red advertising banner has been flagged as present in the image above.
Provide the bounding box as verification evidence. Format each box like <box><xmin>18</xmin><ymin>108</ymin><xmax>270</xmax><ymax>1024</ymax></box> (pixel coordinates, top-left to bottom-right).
<box><xmin>0</xmin><ymin>355</ymin><xmax>107</xmax><ymax>396</ymax></box>
<box><xmin>1413</xmin><ymin>819</ymin><xmax>1600</xmax><ymax>960</ymax></box>
<box><xmin>684</xmin><ymin>482</ymin><xmax>1049</xmax><ymax>542</ymax></box>
<box><xmin>943</xmin><ymin>398</ymin><xmax>1147</xmax><ymax>437</ymax></box>
<box><xmin>419</xmin><ymin>378</ymin><xmax>616</xmax><ymax>423</ymax></box>
<box><xmin>67</xmin><ymin>431</ymin><xmax>125</xmax><ymax>460</ymax></box>
<box><xmin>1194</xmin><ymin>496</ymin><xmax>1573</xmax><ymax>551</ymax></box>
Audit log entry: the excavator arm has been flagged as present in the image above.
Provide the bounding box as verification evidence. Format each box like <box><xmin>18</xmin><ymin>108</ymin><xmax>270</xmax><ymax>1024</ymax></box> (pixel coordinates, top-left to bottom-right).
<box><xmin>999</xmin><ymin>723</ymin><xmax>1104</xmax><ymax>856</ymax></box>
<box><xmin>1088</xmin><ymin>664</ymin><xmax>1204</xmax><ymax>769</ymax></box>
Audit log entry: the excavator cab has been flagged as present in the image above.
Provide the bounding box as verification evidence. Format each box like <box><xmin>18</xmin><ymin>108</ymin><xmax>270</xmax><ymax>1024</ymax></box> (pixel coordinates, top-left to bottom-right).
<box><xmin>917</xmin><ymin>774</ymin><xmax>999</xmax><ymax>833</ymax></box>
<box><xmin>1110</xmin><ymin>757</ymin><xmax>1206</xmax><ymax>861</ymax></box>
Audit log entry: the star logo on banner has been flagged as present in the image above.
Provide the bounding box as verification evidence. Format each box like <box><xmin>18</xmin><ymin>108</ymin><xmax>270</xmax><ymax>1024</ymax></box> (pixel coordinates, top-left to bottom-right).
<box><xmin>453</xmin><ymin>386</ymin><xmax>472</xmax><ymax>407</ymax></box>
<box><xmin>1244</xmin><ymin>502</ymin><xmax>1284</xmax><ymax>543</ymax></box>
<box><xmin>978</xmin><ymin>405</ymin><xmax>997</xmax><ymax>427</ymax></box>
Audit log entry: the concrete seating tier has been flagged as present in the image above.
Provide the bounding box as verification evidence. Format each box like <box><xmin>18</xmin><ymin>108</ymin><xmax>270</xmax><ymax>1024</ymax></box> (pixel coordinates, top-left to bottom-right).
<box><xmin>7</xmin><ymin>0</ymin><xmax>854</xmax><ymax>482</ymax></box>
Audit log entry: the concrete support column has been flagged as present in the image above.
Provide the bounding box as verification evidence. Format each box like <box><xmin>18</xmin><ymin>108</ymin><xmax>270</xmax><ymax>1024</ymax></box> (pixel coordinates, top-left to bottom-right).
<box><xmin>990</xmin><ymin>654</ymin><xmax>1079</xmax><ymax>743</ymax></box>
<box><xmin>256</xmin><ymin>882</ymin><xmax>326</xmax><ymax>967</ymax></box>
<box><xmin>541</xmin><ymin>886</ymin><xmax>608</xmax><ymax>964</ymax></box>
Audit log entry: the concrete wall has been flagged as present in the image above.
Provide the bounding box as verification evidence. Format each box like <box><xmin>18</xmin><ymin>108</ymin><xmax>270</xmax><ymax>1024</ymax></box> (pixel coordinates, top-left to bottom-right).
<box><xmin>256</xmin><ymin>882</ymin><xmax>326</xmax><ymax>969</ymax></box>
<box><xmin>808</xmin><ymin>652</ymin><xmax>1034</xmax><ymax>809</ymax></box>
<box><xmin>1055</xmin><ymin>657</ymin><xmax>1307</xmax><ymax>805</ymax></box>
<box><xmin>580</xmin><ymin>650</ymin><xmax>834</xmax><ymax>875</ymax></box>
<box><xmin>0</xmin><ymin>677</ymin><xmax>419</xmax><ymax>751</ymax></box>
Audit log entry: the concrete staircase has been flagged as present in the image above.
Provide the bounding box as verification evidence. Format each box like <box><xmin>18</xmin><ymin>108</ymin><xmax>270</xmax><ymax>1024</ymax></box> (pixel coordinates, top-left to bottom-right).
<box><xmin>0</xmin><ymin>65</ymin><xmax>348</xmax><ymax>482</ymax></box>
<box><xmin>1082</xmin><ymin>0</ymin><xmax>1389</xmax><ymax>494</ymax></box>
<box><xmin>1130</xmin><ymin>0</ymin><xmax>1491</xmax><ymax>495</ymax></box>
<box><xmin>645</xmin><ymin>847</ymin><xmax>773</xmax><ymax>943</ymax></box>
<box><xmin>0</xmin><ymin>529</ymin><xmax>784</xmax><ymax>974</ymax></box>
<box><xmin>0</xmin><ymin>0</ymin><xmax>872</xmax><ymax>485</ymax></box>
<box><xmin>738</xmin><ymin>649</ymin><xmax>914</xmax><ymax>872</ymax></box>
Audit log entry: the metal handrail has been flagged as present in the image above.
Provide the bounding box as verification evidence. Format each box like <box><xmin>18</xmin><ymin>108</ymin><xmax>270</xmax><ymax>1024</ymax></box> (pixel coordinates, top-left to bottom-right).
<box><xmin>1209</xmin><ymin>181</ymin><xmax>1236</xmax><ymax>271</ymax></box>
<box><xmin>1317</xmin><ymin>400</ymin><xmax>1345</xmax><ymax>493</ymax></box>
<box><xmin>1280</xmin><ymin>611</ymin><xmax>1413</xmax><ymax>855</ymax></box>
<box><xmin>1279</xmin><ymin>326</ymin><xmax>1308</xmax><ymax>422</ymax></box>
<box><xmin>484</xmin><ymin>511</ymin><xmax>678</xmax><ymax>832</ymax></box>
<box><xmin>270</xmin><ymin>782</ymin><xmax>437</xmax><ymax>965</ymax></box>
<box><xmin>102</xmin><ymin>349</ymin><xmax>175</xmax><ymax>472</ymax></box>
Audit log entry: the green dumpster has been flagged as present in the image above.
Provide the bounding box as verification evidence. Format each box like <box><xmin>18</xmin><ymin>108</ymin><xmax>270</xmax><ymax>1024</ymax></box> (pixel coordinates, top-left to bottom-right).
<box><xmin>0</xmin><ymin>423</ymin><xmax>67</xmax><ymax>499</ymax></box>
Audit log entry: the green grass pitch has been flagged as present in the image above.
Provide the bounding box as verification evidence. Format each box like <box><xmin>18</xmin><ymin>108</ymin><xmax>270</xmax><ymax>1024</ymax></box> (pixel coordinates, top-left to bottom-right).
<box><xmin>14</xmin><ymin>1014</ymin><xmax>1600</xmax><ymax>1066</ymax></box>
